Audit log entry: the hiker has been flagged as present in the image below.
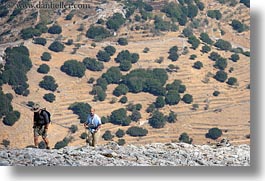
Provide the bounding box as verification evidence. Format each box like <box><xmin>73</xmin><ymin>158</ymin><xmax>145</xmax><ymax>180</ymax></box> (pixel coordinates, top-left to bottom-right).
<box><xmin>84</xmin><ymin>108</ymin><xmax>102</xmax><ymax>147</ymax></box>
<box><xmin>32</xmin><ymin>104</ymin><xmax>51</xmax><ymax>149</ymax></box>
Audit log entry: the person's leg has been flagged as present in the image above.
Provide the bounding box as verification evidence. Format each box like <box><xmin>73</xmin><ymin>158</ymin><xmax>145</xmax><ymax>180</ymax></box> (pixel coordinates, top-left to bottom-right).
<box><xmin>42</xmin><ymin>127</ymin><xmax>50</xmax><ymax>149</ymax></box>
<box><xmin>34</xmin><ymin>136</ymin><xmax>39</xmax><ymax>147</ymax></box>
<box><xmin>42</xmin><ymin>137</ymin><xmax>50</xmax><ymax>149</ymax></box>
<box><xmin>92</xmin><ymin>130</ymin><xmax>100</xmax><ymax>147</ymax></box>
<box><xmin>33</xmin><ymin>127</ymin><xmax>39</xmax><ymax>147</ymax></box>
<box><xmin>86</xmin><ymin>130</ymin><xmax>93</xmax><ymax>146</ymax></box>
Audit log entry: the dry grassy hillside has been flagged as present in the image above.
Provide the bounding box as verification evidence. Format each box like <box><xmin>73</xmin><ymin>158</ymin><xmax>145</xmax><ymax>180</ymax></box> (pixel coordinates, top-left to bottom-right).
<box><xmin>0</xmin><ymin>0</ymin><xmax>250</xmax><ymax>149</ymax></box>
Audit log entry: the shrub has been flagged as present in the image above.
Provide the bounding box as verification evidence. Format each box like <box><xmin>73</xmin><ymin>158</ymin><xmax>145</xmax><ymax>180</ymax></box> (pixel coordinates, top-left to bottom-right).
<box><xmin>34</xmin><ymin>38</ymin><xmax>47</xmax><ymax>46</ymax></box>
<box><xmin>167</xmin><ymin>111</ymin><xmax>177</xmax><ymax>123</ymax></box>
<box><xmin>102</xmin><ymin>130</ymin><xmax>114</xmax><ymax>141</ymax></box>
<box><xmin>130</xmin><ymin>110</ymin><xmax>141</xmax><ymax>122</ymax></box>
<box><xmin>66</xmin><ymin>39</ymin><xmax>74</xmax><ymax>45</ymax></box>
<box><xmin>209</xmin><ymin>52</ymin><xmax>221</xmax><ymax>61</ymax></box>
<box><xmin>227</xmin><ymin>77</ymin><xmax>237</xmax><ymax>85</ymax></box>
<box><xmin>96</xmin><ymin>50</ymin><xmax>111</xmax><ymax>62</ymax></box>
<box><xmin>69</xmin><ymin>125</ymin><xmax>78</xmax><ymax>133</ymax></box>
<box><xmin>48</xmin><ymin>25</ymin><xmax>62</xmax><ymax>34</ymax></box>
<box><xmin>101</xmin><ymin>116</ymin><xmax>109</xmax><ymax>124</ymax></box>
<box><xmin>115</xmin><ymin>50</ymin><xmax>139</xmax><ymax>64</ymax></box>
<box><xmin>54</xmin><ymin>137</ymin><xmax>72</xmax><ymax>149</ymax></box>
<box><xmin>80</xmin><ymin>132</ymin><xmax>88</xmax><ymax>139</ymax></box>
<box><xmin>179</xmin><ymin>132</ymin><xmax>193</xmax><ymax>144</ymax></box>
<box><xmin>83</xmin><ymin>57</ymin><xmax>104</xmax><ymax>71</ymax></box>
<box><xmin>165</xmin><ymin>90</ymin><xmax>181</xmax><ymax>105</ymax></box>
<box><xmin>91</xmin><ymin>86</ymin><xmax>106</xmax><ymax>101</ymax></box>
<box><xmin>37</xmin><ymin>64</ymin><xmax>50</xmax><ymax>74</ymax></box>
<box><xmin>230</xmin><ymin>54</ymin><xmax>240</xmax><ymax>62</ymax></box>
<box><xmin>95</xmin><ymin>78</ymin><xmax>108</xmax><ymax>91</ymax></box>
<box><xmin>146</xmin><ymin>103</ymin><xmax>155</xmax><ymax>113</ymax></box>
<box><xmin>206</xmin><ymin>127</ymin><xmax>222</xmax><ymax>140</ymax></box>
<box><xmin>190</xmin><ymin>54</ymin><xmax>197</xmax><ymax>60</ymax></box>
<box><xmin>213</xmin><ymin>91</ymin><xmax>220</xmax><ymax>96</ymax></box>
<box><xmin>39</xmin><ymin>75</ymin><xmax>58</xmax><ymax>91</ymax></box>
<box><xmin>110</xmin><ymin>108</ymin><xmax>130</xmax><ymax>126</ymax></box>
<box><xmin>182</xmin><ymin>94</ymin><xmax>193</xmax><ymax>104</ymax></box>
<box><xmin>41</xmin><ymin>52</ymin><xmax>52</xmax><ymax>61</ymax></box>
<box><xmin>231</xmin><ymin>19</ymin><xmax>247</xmax><ymax>33</ymax></box>
<box><xmin>106</xmin><ymin>13</ymin><xmax>126</xmax><ymax>31</ymax></box>
<box><xmin>240</xmin><ymin>0</ymin><xmax>250</xmax><ymax>8</ymax></box>
<box><xmin>2</xmin><ymin>111</ymin><xmax>20</xmax><ymax>126</ymax></box>
<box><xmin>65</xmin><ymin>13</ymin><xmax>74</xmax><ymax>20</ymax></box>
<box><xmin>126</xmin><ymin>126</ymin><xmax>148</xmax><ymax>137</ymax></box>
<box><xmin>201</xmin><ymin>45</ymin><xmax>211</xmax><ymax>53</ymax></box>
<box><xmin>104</xmin><ymin>45</ymin><xmax>116</xmax><ymax>56</ymax></box>
<box><xmin>102</xmin><ymin>67</ymin><xmax>122</xmax><ymax>84</ymax></box>
<box><xmin>48</xmin><ymin>41</ymin><xmax>65</xmax><ymax>52</ymax></box>
<box><xmin>214</xmin><ymin>39</ymin><xmax>232</xmax><ymax>51</ymax></box>
<box><xmin>20</xmin><ymin>27</ymin><xmax>41</xmax><ymax>40</ymax></box>
<box><xmin>188</xmin><ymin>35</ymin><xmax>200</xmax><ymax>49</ymax></box>
<box><xmin>86</xmin><ymin>26</ymin><xmax>111</xmax><ymax>40</ymax></box>
<box><xmin>193</xmin><ymin>61</ymin><xmax>203</xmax><ymax>69</ymax></box>
<box><xmin>214</xmin><ymin>57</ymin><xmax>227</xmax><ymax>70</ymax></box>
<box><xmin>118</xmin><ymin>38</ymin><xmax>128</xmax><ymax>46</ymax></box>
<box><xmin>214</xmin><ymin>70</ymin><xmax>228</xmax><ymax>82</ymax></box>
<box><xmin>43</xmin><ymin>93</ymin><xmax>55</xmax><ymax>103</ymax></box>
<box><xmin>182</xmin><ymin>28</ymin><xmax>193</xmax><ymax>37</ymax></box>
<box><xmin>200</xmin><ymin>32</ymin><xmax>213</xmax><ymax>45</ymax></box>
<box><xmin>168</xmin><ymin>52</ymin><xmax>179</xmax><ymax>61</ymax></box>
<box><xmin>119</xmin><ymin>96</ymin><xmax>128</xmax><ymax>104</ymax></box>
<box><xmin>135</xmin><ymin>104</ymin><xmax>142</xmax><ymax>111</ymax></box>
<box><xmin>117</xmin><ymin>139</ymin><xmax>126</xmax><ymax>146</ymax></box>
<box><xmin>0</xmin><ymin>8</ymin><xmax>9</xmax><ymax>18</ymax></box>
<box><xmin>1</xmin><ymin>139</ymin><xmax>10</xmax><ymax>148</ymax></box>
<box><xmin>68</xmin><ymin>102</ymin><xmax>91</xmax><ymax>123</ymax></box>
<box><xmin>113</xmin><ymin>84</ymin><xmax>129</xmax><ymax>97</ymax></box>
<box><xmin>116</xmin><ymin>129</ymin><xmax>125</xmax><ymax>138</ymax></box>
<box><xmin>119</xmin><ymin>60</ymin><xmax>132</xmax><ymax>71</ymax></box>
<box><xmin>87</xmin><ymin>77</ymin><xmax>95</xmax><ymax>84</ymax></box>
<box><xmin>155</xmin><ymin>96</ymin><xmax>165</xmax><ymax>108</ymax></box>
<box><xmin>207</xmin><ymin>10</ymin><xmax>222</xmax><ymax>20</ymax></box>
<box><xmin>61</xmin><ymin>60</ymin><xmax>86</xmax><ymax>78</ymax></box>
<box><xmin>149</xmin><ymin>111</ymin><xmax>166</xmax><ymax>128</ymax></box>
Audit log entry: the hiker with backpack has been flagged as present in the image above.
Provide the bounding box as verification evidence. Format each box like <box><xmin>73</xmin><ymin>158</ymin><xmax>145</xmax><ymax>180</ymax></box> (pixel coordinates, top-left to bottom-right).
<box><xmin>84</xmin><ymin>108</ymin><xmax>102</xmax><ymax>147</ymax></box>
<box><xmin>32</xmin><ymin>104</ymin><xmax>51</xmax><ymax>149</ymax></box>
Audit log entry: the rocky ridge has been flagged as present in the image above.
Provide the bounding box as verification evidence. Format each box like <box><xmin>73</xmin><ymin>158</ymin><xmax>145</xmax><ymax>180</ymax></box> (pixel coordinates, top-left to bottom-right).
<box><xmin>0</xmin><ymin>141</ymin><xmax>250</xmax><ymax>166</ymax></box>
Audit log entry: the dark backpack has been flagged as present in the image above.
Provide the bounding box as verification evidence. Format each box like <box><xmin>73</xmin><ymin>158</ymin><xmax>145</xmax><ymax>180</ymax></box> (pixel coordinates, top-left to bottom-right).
<box><xmin>41</xmin><ymin>109</ymin><xmax>51</xmax><ymax>124</ymax></box>
<box><xmin>34</xmin><ymin>109</ymin><xmax>51</xmax><ymax>125</ymax></box>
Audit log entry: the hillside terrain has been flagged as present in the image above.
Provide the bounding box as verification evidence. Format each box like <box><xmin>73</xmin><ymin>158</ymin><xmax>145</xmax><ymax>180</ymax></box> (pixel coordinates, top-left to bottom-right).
<box><xmin>0</xmin><ymin>0</ymin><xmax>250</xmax><ymax>149</ymax></box>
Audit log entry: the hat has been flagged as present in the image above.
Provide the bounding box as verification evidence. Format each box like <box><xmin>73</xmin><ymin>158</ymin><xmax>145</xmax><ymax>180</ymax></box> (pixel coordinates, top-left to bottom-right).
<box><xmin>31</xmin><ymin>104</ymin><xmax>41</xmax><ymax>111</ymax></box>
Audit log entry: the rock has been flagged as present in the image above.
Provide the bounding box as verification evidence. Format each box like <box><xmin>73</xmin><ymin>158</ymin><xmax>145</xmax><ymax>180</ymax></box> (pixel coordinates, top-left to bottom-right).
<box><xmin>0</xmin><ymin>143</ymin><xmax>250</xmax><ymax>166</ymax></box>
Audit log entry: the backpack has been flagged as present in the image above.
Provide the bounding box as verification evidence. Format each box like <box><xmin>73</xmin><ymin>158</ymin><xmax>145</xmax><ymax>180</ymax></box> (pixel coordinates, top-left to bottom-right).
<box><xmin>41</xmin><ymin>109</ymin><xmax>51</xmax><ymax>124</ymax></box>
<box><xmin>34</xmin><ymin>109</ymin><xmax>51</xmax><ymax>125</ymax></box>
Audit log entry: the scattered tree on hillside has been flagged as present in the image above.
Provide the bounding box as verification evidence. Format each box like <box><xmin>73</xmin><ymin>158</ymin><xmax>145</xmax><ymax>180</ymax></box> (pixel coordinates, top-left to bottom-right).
<box><xmin>48</xmin><ymin>41</ymin><xmax>65</xmax><ymax>52</ymax></box>
<box><xmin>61</xmin><ymin>60</ymin><xmax>86</xmax><ymax>78</ymax></box>
<box><xmin>206</xmin><ymin>127</ymin><xmax>222</xmax><ymax>140</ymax></box>
<box><xmin>179</xmin><ymin>132</ymin><xmax>193</xmax><ymax>144</ymax></box>
<box><xmin>149</xmin><ymin>111</ymin><xmax>166</xmax><ymax>128</ymax></box>
<box><xmin>126</xmin><ymin>126</ymin><xmax>148</xmax><ymax>137</ymax></box>
<box><xmin>39</xmin><ymin>75</ymin><xmax>58</xmax><ymax>91</ymax></box>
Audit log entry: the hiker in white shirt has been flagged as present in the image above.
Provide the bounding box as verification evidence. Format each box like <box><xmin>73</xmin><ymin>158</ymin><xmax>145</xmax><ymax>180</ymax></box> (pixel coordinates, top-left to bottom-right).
<box><xmin>84</xmin><ymin>108</ymin><xmax>102</xmax><ymax>147</ymax></box>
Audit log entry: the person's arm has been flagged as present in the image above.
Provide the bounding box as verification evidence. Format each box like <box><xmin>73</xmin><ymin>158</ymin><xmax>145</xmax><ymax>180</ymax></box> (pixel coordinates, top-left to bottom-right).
<box><xmin>33</xmin><ymin>112</ymin><xmax>37</xmax><ymax>128</ymax></box>
<box><xmin>84</xmin><ymin>115</ymin><xmax>90</xmax><ymax>128</ymax></box>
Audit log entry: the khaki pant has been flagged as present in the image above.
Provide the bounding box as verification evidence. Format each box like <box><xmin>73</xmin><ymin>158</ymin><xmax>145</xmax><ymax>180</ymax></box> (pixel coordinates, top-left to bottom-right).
<box><xmin>86</xmin><ymin>130</ymin><xmax>100</xmax><ymax>147</ymax></box>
